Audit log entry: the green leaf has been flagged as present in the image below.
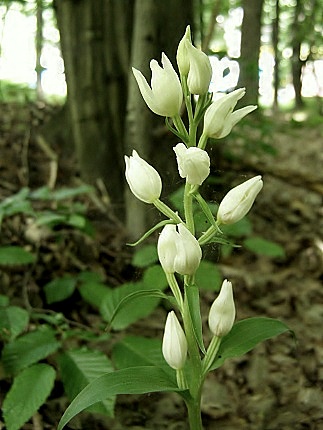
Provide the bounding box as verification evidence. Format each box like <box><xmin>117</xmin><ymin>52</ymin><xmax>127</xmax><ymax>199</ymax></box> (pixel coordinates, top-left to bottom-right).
<box><xmin>221</xmin><ymin>217</ymin><xmax>253</xmax><ymax>237</ymax></box>
<box><xmin>0</xmin><ymin>246</ymin><xmax>36</xmax><ymax>266</ymax></box>
<box><xmin>100</xmin><ymin>280</ymin><xmax>167</xmax><ymax>330</ymax></box>
<box><xmin>142</xmin><ymin>264</ymin><xmax>168</xmax><ymax>290</ymax></box>
<box><xmin>132</xmin><ymin>244</ymin><xmax>158</xmax><ymax>267</ymax></box>
<box><xmin>104</xmin><ymin>289</ymin><xmax>170</xmax><ymax>330</ymax></box>
<box><xmin>185</xmin><ymin>285</ymin><xmax>205</xmax><ymax>353</ymax></box>
<box><xmin>44</xmin><ymin>276</ymin><xmax>77</xmax><ymax>304</ymax></box>
<box><xmin>211</xmin><ymin>317</ymin><xmax>292</xmax><ymax>370</ymax></box>
<box><xmin>112</xmin><ymin>336</ymin><xmax>168</xmax><ymax>370</ymax></box>
<box><xmin>195</xmin><ymin>260</ymin><xmax>222</xmax><ymax>291</ymax></box>
<box><xmin>57</xmin><ymin>366</ymin><xmax>181</xmax><ymax>430</ymax></box>
<box><xmin>243</xmin><ymin>237</ymin><xmax>285</xmax><ymax>258</ymax></box>
<box><xmin>0</xmin><ymin>306</ymin><xmax>29</xmax><ymax>341</ymax></box>
<box><xmin>79</xmin><ymin>281</ymin><xmax>111</xmax><ymax>309</ymax></box>
<box><xmin>1</xmin><ymin>326</ymin><xmax>61</xmax><ymax>375</ymax></box>
<box><xmin>2</xmin><ymin>363</ymin><xmax>56</xmax><ymax>430</ymax></box>
<box><xmin>0</xmin><ymin>294</ymin><xmax>10</xmax><ymax>306</ymax></box>
<box><xmin>30</xmin><ymin>185</ymin><xmax>93</xmax><ymax>201</ymax></box>
<box><xmin>58</xmin><ymin>348</ymin><xmax>115</xmax><ymax>417</ymax></box>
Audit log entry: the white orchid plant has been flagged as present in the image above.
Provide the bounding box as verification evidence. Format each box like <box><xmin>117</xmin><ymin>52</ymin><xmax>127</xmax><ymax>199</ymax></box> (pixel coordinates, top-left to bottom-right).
<box><xmin>58</xmin><ymin>26</ymin><xmax>291</xmax><ymax>430</ymax></box>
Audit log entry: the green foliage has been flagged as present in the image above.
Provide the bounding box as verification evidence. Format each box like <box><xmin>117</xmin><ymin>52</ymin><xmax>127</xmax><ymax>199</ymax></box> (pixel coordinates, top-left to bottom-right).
<box><xmin>195</xmin><ymin>260</ymin><xmax>222</xmax><ymax>291</ymax></box>
<box><xmin>58</xmin><ymin>348</ymin><xmax>115</xmax><ymax>416</ymax></box>
<box><xmin>211</xmin><ymin>317</ymin><xmax>293</xmax><ymax>370</ymax></box>
<box><xmin>0</xmin><ymin>305</ymin><xmax>29</xmax><ymax>341</ymax></box>
<box><xmin>1</xmin><ymin>326</ymin><xmax>61</xmax><ymax>375</ymax></box>
<box><xmin>243</xmin><ymin>236</ymin><xmax>286</xmax><ymax>258</ymax></box>
<box><xmin>0</xmin><ymin>246</ymin><xmax>36</xmax><ymax>266</ymax></box>
<box><xmin>131</xmin><ymin>244</ymin><xmax>159</xmax><ymax>267</ymax></box>
<box><xmin>57</xmin><ymin>367</ymin><xmax>180</xmax><ymax>430</ymax></box>
<box><xmin>2</xmin><ymin>364</ymin><xmax>56</xmax><ymax>430</ymax></box>
<box><xmin>44</xmin><ymin>276</ymin><xmax>77</xmax><ymax>304</ymax></box>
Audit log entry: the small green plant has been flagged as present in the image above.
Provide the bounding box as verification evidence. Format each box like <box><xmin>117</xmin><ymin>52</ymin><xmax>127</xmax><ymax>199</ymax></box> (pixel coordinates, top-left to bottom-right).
<box><xmin>58</xmin><ymin>26</ymin><xmax>292</xmax><ymax>430</ymax></box>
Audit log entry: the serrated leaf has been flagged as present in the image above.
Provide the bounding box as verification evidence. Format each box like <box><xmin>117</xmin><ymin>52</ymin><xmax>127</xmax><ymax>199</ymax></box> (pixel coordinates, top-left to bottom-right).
<box><xmin>0</xmin><ymin>306</ymin><xmax>29</xmax><ymax>341</ymax></box>
<box><xmin>211</xmin><ymin>317</ymin><xmax>292</xmax><ymax>370</ymax></box>
<box><xmin>132</xmin><ymin>244</ymin><xmax>158</xmax><ymax>267</ymax></box>
<box><xmin>44</xmin><ymin>276</ymin><xmax>77</xmax><ymax>304</ymax></box>
<box><xmin>1</xmin><ymin>326</ymin><xmax>61</xmax><ymax>375</ymax></box>
<box><xmin>243</xmin><ymin>237</ymin><xmax>285</xmax><ymax>258</ymax></box>
<box><xmin>195</xmin><ymin>260</ymin><xmax>222</xmax><ymax>291</ymax></box>
<box><xmin>57</xmin><ymin>366</ymin><xmax>181</xmax><ymax>430</ymax></box>
<box><xmin>2</xmin><ymin>364</ymin><xmax>56</xmax><ymax>430</ymax></box>
<box><xmin>58</xmin><ymin>348</ymin><xmax>115</xmax><ymax>417</ymax></box>
<box><xmin>0</xmin><ymin>246</ymin><xmax>36</xmax><ymax>266</ymax></box>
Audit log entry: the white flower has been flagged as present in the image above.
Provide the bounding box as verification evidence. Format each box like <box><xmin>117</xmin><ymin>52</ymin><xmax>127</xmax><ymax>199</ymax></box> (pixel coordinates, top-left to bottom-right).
<box><xmin>203</xmin><ymin>88</ymin><xmax>257</xmax><ymax>138</ymax></box>
<box><xmin>186</xmin><ymin>42</ymin><xmax>212</xmax><ymax>95</ymax></box>
<box><xmin>217</xmin><ymin>175</ymin><xmax>263</xmax><ymax>225</ymax></box>
<box><xmin>173</xmin><ymin>143</ymin><xmax>210</xmax><ymax>185</ymax></box>
<box><xmin>132</xmin><ymin>53</ymin><xmax>183</xmax><ymax>117</ymax></box>
<box><xmin>208</xmin><ymin>279</ymin><xmax>235</xmax><ymax>337</ymax></box>
<box><xmin>162</xmin><ymin>311</ymin><xmax>188</xmax><ymax>370</ymax></box>
<box><xmin>176</xmin><ymin>25</ymin><xmax>192</xmax><ymax>75</ymax></box>
<box><xmin>158</xmin><ymin>224</ymin><xmax>202</xmax><ymax>275</ymax></box>
<box><xmin>124</xmin><ymin>150</ymin><xmax>162</xmax><ymax>203</ymax></box>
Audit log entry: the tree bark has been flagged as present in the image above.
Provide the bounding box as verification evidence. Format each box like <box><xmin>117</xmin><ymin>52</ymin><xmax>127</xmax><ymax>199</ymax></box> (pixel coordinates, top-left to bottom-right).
<box><xmin>238</xmin><ymin>0</ymin><xmax>264</xmax><ymax>105</ymax></box>
<box><xmin>291</xmin><ymin>0</ymin><xmax>304</xmax><ymax>108</ymax></box>
<box><xmin>54</xmin><ymin>0</ymin><xmax>133</xmax><ymax>211</ymax></box>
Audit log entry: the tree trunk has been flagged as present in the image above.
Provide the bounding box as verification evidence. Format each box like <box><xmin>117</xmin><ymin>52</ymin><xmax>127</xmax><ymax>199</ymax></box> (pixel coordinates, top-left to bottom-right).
<box><xmin>291</xmin><ymin>0</ymin><xmax>304</xmax><ymax>108</ymax></box>
<box><xmin>238</xmin><ymin>0</ymin><xmax>264</xmax><ymax>105</ymax></box>
<box><xmin>272</xmin><ymin>0</ymin><xmax>280</xmax><ymax>110</ymax></box>
<box><xmin>54</xmin><ymin>0</ymin><xmax>133</xmax><ymax>212</ymax></box>
<box><xmin>124</xmin><ymin>0</ymin><xmax>193</xmax><ymax>239</ymax></box>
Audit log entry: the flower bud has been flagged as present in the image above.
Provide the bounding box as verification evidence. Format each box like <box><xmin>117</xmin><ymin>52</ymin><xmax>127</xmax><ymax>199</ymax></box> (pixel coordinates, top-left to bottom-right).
<box><xmin>208</xmin><ymin>279</ymin><xmax>235</xmax><ymax>337</ymax></box>
<box><xmin>186</xmin><ymin>41</ymin><xmax>212</xmax><ymax>95</ymax></box>
<box><xmin>125</xmin><ymin>150</ymin><xmax>162</xmax><ymax>203</ymax></box>
<box><xmin>157</xmin><ymin>224</ymin><xmax>202</xmax><ymax>275</ymax></box>
<box><xmin>162</xmin><ymin>311</ymin><xmax>187</xmax><ymax>370</ymax></box>
<box><xmin>217</xmin><ymin>175</ymin><xmax>263</xmax><ymax>225</ymax></box>
<box><xmin>203</xmin><ymin>88</ymin><xmax>257</xmax><ymax>138</ymax></box>
<box><xmin>176</xmin><ymin>25</ymin><xmax>192</xmax><ymax>75</ymax></box>
<box><xmin>132</xmin><ymin>53</ymin><xmax>183</xmax><ymax>117</ymax></box>
<box><xmin>173</xmin><ymin>142</ymin><xmax>210</xmax><ymax>185</ymax></box>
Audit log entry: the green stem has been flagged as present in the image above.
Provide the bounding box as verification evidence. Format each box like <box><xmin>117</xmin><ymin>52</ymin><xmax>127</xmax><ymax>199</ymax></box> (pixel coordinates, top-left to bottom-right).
<box><xmin>153</xmin><ymin>199</ymin><xmax>183</xmax><ymax>224</ymax></box>
<box><xmin>198</xmin><ymin>222</ymin><xmax>222</xmax><ymax>246</ymax></box>
<box><xmin>173</xmin><ymin>114</ymin><xmax>189</xmax><ymax>143</ymax></box>
<box><xmin>184</xmin><ymin>182</ymin><xmax>195</xmax><ymax>234</ymax></box>
<box><xmin>176</xmin><ymin>368</ymin><xmax>188</xmax><ymax>390</ymax></box>
<box><xmin>166</xmin><ymin>272</ymin><xmax>184</xmax><ymax>312</ymax></box>
<box><xmin>186</xmin><ymin>397</ymin><xmax>203</xmax><ymax>430</ymax></box>
<box><xmin>202</xmin><ymin>336</ymin><xmax>221</xmax><ymax>375</ymax></box>
<box><xmin>197</xmin><ymin>132</ymin><xmax>208</xmax><ymax>150</ymax></box>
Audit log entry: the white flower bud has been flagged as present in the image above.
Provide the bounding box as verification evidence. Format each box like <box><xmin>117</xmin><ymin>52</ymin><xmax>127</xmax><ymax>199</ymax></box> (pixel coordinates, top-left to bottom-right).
<box><xmin>176</xmin><ymin>25</ymin><xmax>192</xmax><ymax>75</ymax></box>
<box><xmin>157</xmin><ymin>224</ymin><xmax>202</xmax><ymax>275</ymax></box>
<box><xmin>186</xmin><ymin>41</ymin><xmax>212</xmax><ymax>95</ymax></box>
<box><xmin>132</xmin><ymin>53</ymin><xmax>183</xmax><ymax>117</ymax></box>
<box><xmin>217</xmin><ymin>175</ymin><xmax>263</xmax><ymax>225</ymax></box>
<box><xmin>173</xmin><ymin>143</ymin><xmax>210</xmax><ymax>185</ymax></box>
<box><xmin>125</xmin><ymin>150</ymin><xmax>162</xmax><ymax>203</ymax></box>
<box><xmin>203</xmin><ymin>88</ymin><xmax>257</xmax><ymax>138</ymax></box>
<box><xmin>208</xmin><ymin>279</ymin><xmax>235</xmax><ymax>337</ymax></box>
<box><xmin>162</xmin><ymin>311</ymin><xmax>187</xmax><ymax>370</ymax></box>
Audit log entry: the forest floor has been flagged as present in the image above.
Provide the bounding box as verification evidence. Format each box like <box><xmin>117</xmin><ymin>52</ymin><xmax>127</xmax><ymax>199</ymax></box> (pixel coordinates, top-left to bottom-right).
<box><xmin>0</xmin><ymin>101</ymin><xmax>322</xmax><ymax>430</ymax></box>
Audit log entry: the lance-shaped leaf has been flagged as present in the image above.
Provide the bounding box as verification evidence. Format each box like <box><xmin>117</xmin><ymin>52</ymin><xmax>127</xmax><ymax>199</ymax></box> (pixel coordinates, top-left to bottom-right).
<box><xmin>57</xmin><ymin>366</ymin><xmax>184</xmax><ymax>430</ymax></box>
<box><xmin>210</xmin><ymin>317</ymin><xmax>293</xmax><ymax>370</ymax></box>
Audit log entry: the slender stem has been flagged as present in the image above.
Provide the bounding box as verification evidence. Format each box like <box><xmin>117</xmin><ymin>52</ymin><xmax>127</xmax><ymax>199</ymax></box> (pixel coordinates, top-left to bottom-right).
<box><xmin>153</xmin><ymin>199</ymin><xmax>183</xmax><ymax>224</ymax></box>
<box><xmin>176</xmin><ymin>368</ymin><xmax>188</xmax><ymax>390</ymax></box>
<box><xmin>202</xmin><ymin>336</ymin><xmax>222</xmax><ymax>375</ymax></box>
<box><xmin>184</xmin><ymin>182</ymin><xmax>195</xmax><ymax>234</ymax></box>
<box><xmin>197</xmin><ymin>132</ymin><xmax>208</xmax><ymax>150</ymax></box>
<box><xmin>173</xmin><ymin>114</ymin><xmax>189</xmax><ymax>143</ymax></box>
<box><xmin>166</xmin><ymin>272</ymin><xmax>184</xmax><ymax>312</ymax></box>
<box><xmin>198</xmin><ymin>222</ymin><xmax>222</xmax><ymax>246</ymax></box>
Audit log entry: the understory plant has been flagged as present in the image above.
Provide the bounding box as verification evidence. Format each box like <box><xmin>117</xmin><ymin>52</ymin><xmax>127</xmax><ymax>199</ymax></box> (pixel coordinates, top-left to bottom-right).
<box><xmin>58</xmin><ymin>26</ymin><xmax>291</xmax><ymax>430</ymax></box>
